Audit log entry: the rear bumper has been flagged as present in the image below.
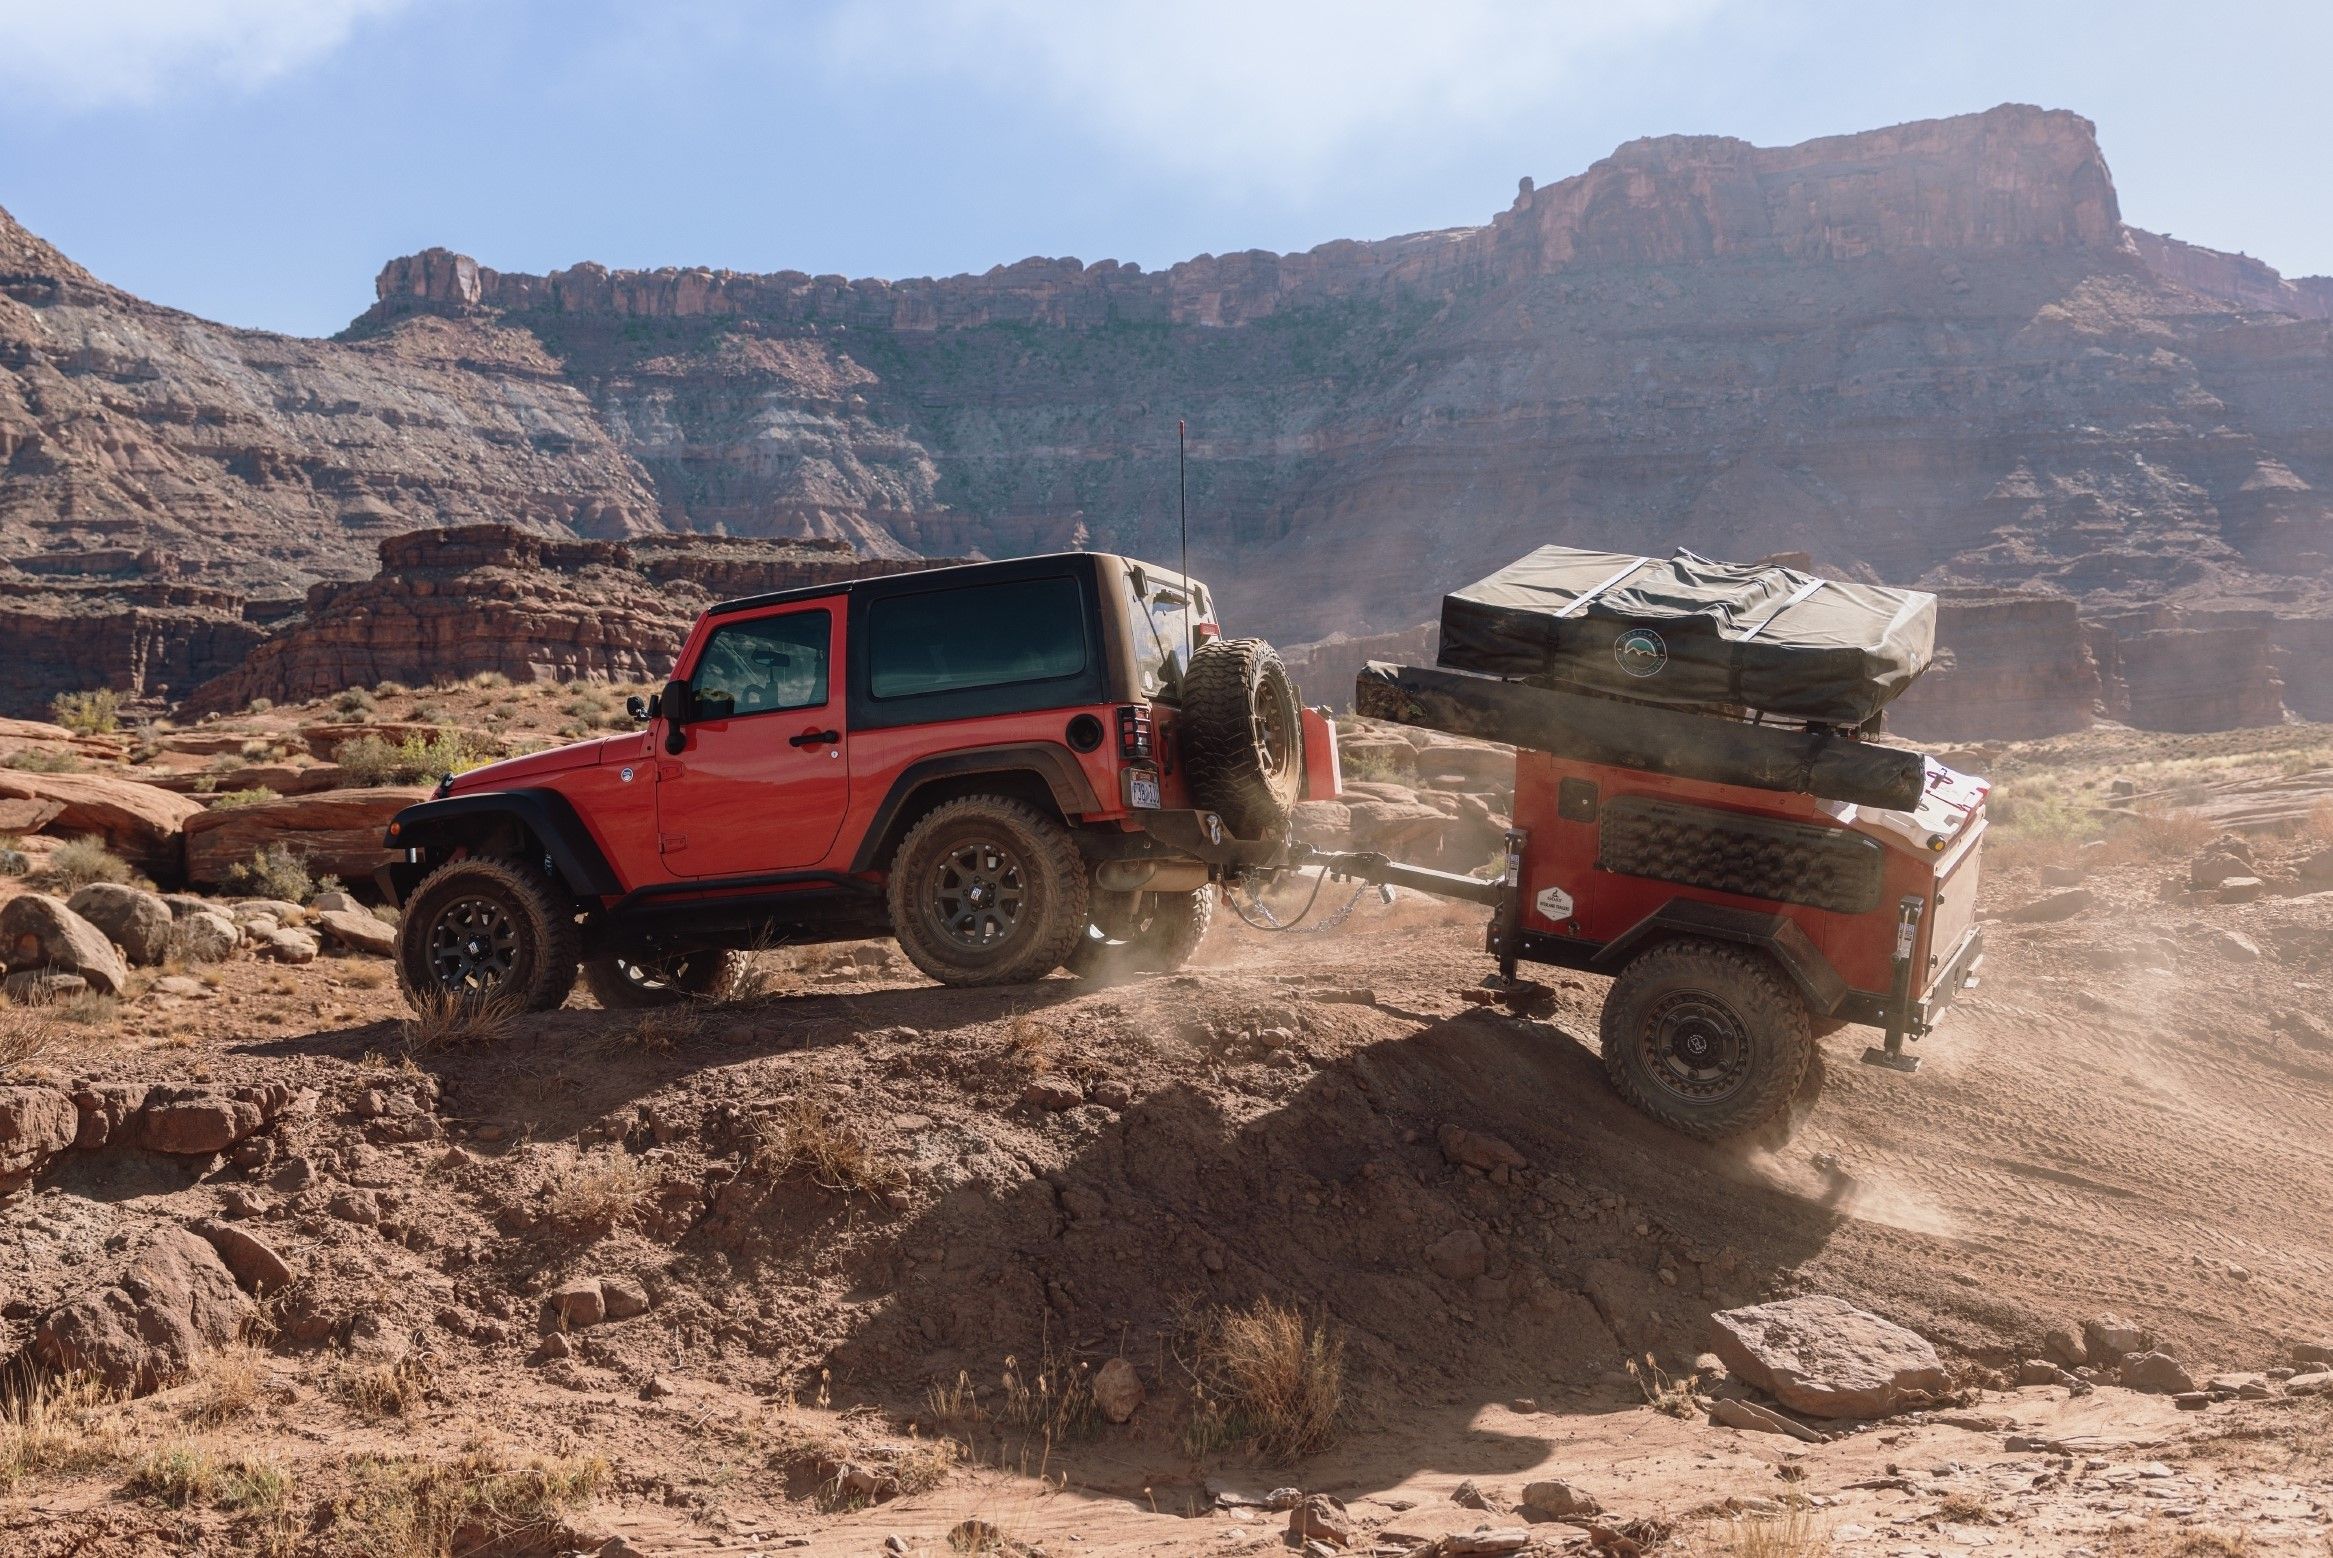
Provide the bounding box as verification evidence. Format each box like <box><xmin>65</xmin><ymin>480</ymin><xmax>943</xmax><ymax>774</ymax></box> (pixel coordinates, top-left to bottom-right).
<box><xmin>1079</xmin><ymin>808</ymin><xmax>1285</xmax><ymax>868</ymax></box>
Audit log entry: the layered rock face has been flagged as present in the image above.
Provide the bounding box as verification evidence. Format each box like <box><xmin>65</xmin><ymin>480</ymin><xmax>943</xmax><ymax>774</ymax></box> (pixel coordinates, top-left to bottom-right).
<box><xmin>183</xmin><ymin>524</ymin><xmax>959</xmax><ymax>711</ymax></box>
<box><xmin>9</xmin><ymin>103</ymin><xmax>2333</xmax><ymax>739</ymax></box>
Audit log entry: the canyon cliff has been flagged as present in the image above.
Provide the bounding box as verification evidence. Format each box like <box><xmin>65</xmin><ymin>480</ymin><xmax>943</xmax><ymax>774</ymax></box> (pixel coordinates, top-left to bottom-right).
<box><xmin>7</xmin><ymin>103</ymin><xmax>2333</xmax><ymax>734</ymax></box>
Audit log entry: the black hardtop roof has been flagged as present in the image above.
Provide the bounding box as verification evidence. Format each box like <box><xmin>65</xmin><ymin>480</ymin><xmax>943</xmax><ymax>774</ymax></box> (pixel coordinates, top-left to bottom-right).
<box><xmin>704</xmin><ymin>549</ymin><xmax>1205</xmax><ymax>620</ymax></box>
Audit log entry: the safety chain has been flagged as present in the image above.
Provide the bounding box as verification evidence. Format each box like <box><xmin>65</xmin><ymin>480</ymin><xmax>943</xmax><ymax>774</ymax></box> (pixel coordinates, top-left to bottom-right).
<box><xmin>1229</xmin><ymin>869</ymin><xmax>1382</xmax><ymax>934</ymax></box>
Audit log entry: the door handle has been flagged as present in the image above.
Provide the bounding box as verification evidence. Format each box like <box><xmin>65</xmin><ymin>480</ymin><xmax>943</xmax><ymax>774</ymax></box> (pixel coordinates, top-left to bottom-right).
<box><xmin>789</xmin><ymin>728</ymin><xmax>841</xmax><ymax>748</ymax></box>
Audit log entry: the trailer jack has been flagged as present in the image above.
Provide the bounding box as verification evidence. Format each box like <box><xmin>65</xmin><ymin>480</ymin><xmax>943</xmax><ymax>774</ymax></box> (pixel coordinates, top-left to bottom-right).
<box><xmin>1861</xmin><ymin>895</ymin><xmax>1926</xmax><ymax>1073</ymax></box>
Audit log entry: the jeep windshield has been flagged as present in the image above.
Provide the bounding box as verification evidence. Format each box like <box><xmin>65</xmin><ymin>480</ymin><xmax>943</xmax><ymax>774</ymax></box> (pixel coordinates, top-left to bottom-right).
<box><xmin>1125</xmin><ymin>564</ymin><xmax>1213</xmax><ymax>699</ymax></box>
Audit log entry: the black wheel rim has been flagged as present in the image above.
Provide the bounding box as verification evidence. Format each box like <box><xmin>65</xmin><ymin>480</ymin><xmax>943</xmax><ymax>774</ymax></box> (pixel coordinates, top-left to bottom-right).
<box><xmin>1639</xmin><ymin>991</ymin><xmax>1752</xmax><ymax>1104</ymax></box>
<box><xmin>1251</xmin><ymin>685</ymin><xmax>1294</xmax><ymax>781</ymax></box>
<box><xmin>929</xmin><ymin>838</ymin><xmax>1029</xmax><ymax>950</ymax></box>
<box><xmin>426</xmin><ymin>895</ymin><xmax>519</xmax><ymax>992</ymax></box>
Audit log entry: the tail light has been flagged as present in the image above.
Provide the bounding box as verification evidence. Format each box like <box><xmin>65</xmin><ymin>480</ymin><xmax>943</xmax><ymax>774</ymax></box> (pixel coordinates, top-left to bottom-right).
<box><xmin>1116</xmin><ymin>704</ymin><xmax>1153</xmax><ymax>762</ymax></box>
<box><xmin>1194</xmin><ymin>621</ymin><xmax>1221</xmax><ymax>644</ymax></box>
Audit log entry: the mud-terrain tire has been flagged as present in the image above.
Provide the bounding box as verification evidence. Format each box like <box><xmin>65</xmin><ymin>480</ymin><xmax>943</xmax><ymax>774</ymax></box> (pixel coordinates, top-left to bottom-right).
<box><xmin>1598</xmin><ymin>938</ymin><xmax>1813</xmax><ymax>1141</ymax></box>
<box><xmin>887</xmin><ymin>796</ymin><xmax>1089</xmax><ymax>987</ymax></box>
<box><xmin>582</xmin><ymin>949</ymin><xmax>751</xmax><ymax>1009</ymax></box>
<box><xmin>1180</xmin><ymin>637</ymin><xmax>1304</xmax><ymax>839</ymax></box>
<box><xmin>1065</xmin><ymin>885</ymin><xmax>1215</xmax><ymax>980</ymax></box>
<box><xmin>395</xmin><ymin>856</ymin><xmax>580</xmax><ymax>1012</ymax></box>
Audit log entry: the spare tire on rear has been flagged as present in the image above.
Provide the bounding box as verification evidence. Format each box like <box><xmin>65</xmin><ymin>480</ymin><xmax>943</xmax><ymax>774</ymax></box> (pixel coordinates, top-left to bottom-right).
<box><xmin>1179</xmin><ymin>637</ymin><xmax>1304</xmax><ymax>839</ymax></box>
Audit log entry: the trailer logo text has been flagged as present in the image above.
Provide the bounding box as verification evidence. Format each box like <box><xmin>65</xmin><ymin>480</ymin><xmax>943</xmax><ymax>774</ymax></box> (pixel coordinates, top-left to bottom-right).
<box><xmin>1614</xmin><ymin>628</ymin><xmax>1668</xmax><ymax>678</ymax></box>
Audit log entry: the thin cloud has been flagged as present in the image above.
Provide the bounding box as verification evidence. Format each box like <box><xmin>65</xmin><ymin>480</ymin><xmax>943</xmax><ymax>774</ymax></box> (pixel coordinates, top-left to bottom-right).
<box><xmin>825</xmin><ymin>0</ymin><xmax>1726</xmax><ymax>188</ymax></box>
<box><xmin>0</xmin><ymin>0</ymin><xmax>421</xmax><ymax>109</ymax></box>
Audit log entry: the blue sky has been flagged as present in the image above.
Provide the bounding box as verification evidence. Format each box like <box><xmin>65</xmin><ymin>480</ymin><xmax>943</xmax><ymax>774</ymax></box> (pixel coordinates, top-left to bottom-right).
<box><xmin>2</xmin><ymin>0</ymin><xmax>2327</xmax><ymax>339</ymax></box>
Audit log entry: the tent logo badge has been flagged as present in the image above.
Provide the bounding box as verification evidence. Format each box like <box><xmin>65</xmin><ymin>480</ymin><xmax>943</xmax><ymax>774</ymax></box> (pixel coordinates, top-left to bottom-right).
<box><xmin>1614</xmin><ymin>628</ymin><xmax>1668</xmax><ymax>678</ymax></box>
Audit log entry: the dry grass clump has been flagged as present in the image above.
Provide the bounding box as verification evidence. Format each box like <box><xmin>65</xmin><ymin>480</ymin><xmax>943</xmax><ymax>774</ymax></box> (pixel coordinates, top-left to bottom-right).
<box><xmin>0</xmin><ymin>1013</ymin><xmax>62</xmax><ymax>1076</ymax></box>
<box><xmin>0</xmin><ymin>1372</ymin><xmax>124</xmax><ymax>1492</ymax></box>
<box><xmin>184</xmin><ymin>1341</ymin><xmax>267</xmax><ymax>1426</ymax></box>
<box><xmin>1001</xmin><ymin>1014</ymin><xmax>1058</xmax><ymax>1072</ymax></box>
<box><xmin>333</xmin><ymin>1349</ymin><xmax>436</xmax><ymax>1417</ymax></box>
<box><xmin>47</xmin><ymin>834</ymin><xmax>133</xmax><ymax>890</ymax></box>
<box><xmin>399</xmin><ymin>989</ymin><xmax>521</xmax><ymax>1053</ymax></box>
<box><xmin>325</xmin><ymin>1440</ymin><xmax>607</xmax><ymax>1558</ymax></box>
<box><xmin>1721</xmin><ymin>1499</ymin><xmax>1830</xmax><ymax>1557</ymax></box>
<box><xmin>126</xmin><ymin>1437</ymin><xmax>290</xmax><ymax>1516</ymax></box>
<box><xmin>544</xmin><ymin>1149</ymin><xmax>653</xmax><ymax>1232</ymax></box>
<box><xmin>1182</xmin><ymin>1297</ymin><xmax>1345</xmax><ymax>1460</ymax></box>
<box><xmin>760</xmin><ymin>1098</ymin><xmax>906</xmax><ymax>1196</ymax></box>
<box><xmin>2102</xmin><ymin>1519</ymin><xmax>2256</xmax><ymax>1556</ymax></box>
<box><xmin>51</xmin><ymin>688</ymin><xmax>120</xmax><ymax>735</ymax></box>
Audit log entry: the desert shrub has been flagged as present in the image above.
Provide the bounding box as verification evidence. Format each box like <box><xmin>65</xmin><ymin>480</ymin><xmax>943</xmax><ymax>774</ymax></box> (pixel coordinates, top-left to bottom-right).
<box><xmin>326</xmin><ymin>1444</ymin><xmax>606</xmax><ymax>1558</ymax></box>
<box><xmin>1182</xmin><ymin>1298</ymin><xmax>1344</xmax><ymax>1460</ymax></box>
<box><xmin>186</xmin><ymin>1341</ymin><xmax>266</xmax><ymax>1426</ymax></box>
<box><xmin>244</xmin><ymin>696</ymin><xmax>274</xmax><ymax>714</ymax></box>
<box><xmin>759</xmin><ymin>1098</ymin><xmax>905</xmax><ymax>1196</ymax></box>
<box><xmin>335</xmin><ymin>731</ymin><xmax>496</xmax><ymax>786</ymax></box>
<box><xmin>127</xmin><ymin>1440</ymin><xmax>220</xmax><ymax>1506</ymax></box>
<box><xmin>48</xmin><ymin>835</ymin><xmax>132</xmax><ymax>890</ymax></box>
<box><xmin>334</xmin><ymin>687</ymin><xmax>376</xmax><ymax>717</ymax></box>
<box><xmin>208</xmin><ymin>786</ymin><xmax>280</xmax><ymax>810</ymax></box>
<box><xmin>544</xmin><ymin>1150</ymin><xmax>652</xmax><ymax>1232</ymax></box>
<box><xmin>50</xmin><ymin>688</ymin><xmax>119</xmax><ymax>735</ymax></box>
<box><xmin>373</xmin><ymin>680</ymin><xmax>410</xmax><ymax>697</ymax></box>
<box><xmin>0</xmin><ymin>1374</ymin><xmax>121</xmax><ymax>1492</ymax></box>
<box><xmin>225</xmin><ymin>844</ymin><xmax>314</xmax><ymax>903</ymax></box>
<box><xmin>333</xmin><ymin>1350</ymin><xmax>435</xmax><ymax>1417</ymax></box>
<box><xmin>4</xmin><ymin>748</ymin><xmax>81</xmax><ymax>773</ymax></box>
<box><xmin>468</xmin><ymin>670</ymin><xmax>512</xmax><ymax>690</ymax></box>
<box><xmin>0</xmin><ymin>842</ymin><xmax>27</xmax><ymax>877</ymax></box>
<box><xmin>399</xmin><ymin>989</ymin><xmax>520</xmax><ymax>1053</ymax></box>
<box><xmin>1721</xmin><ymin>1500</ymin><xmax>1830</xmax><ymax>1557</ymax></box>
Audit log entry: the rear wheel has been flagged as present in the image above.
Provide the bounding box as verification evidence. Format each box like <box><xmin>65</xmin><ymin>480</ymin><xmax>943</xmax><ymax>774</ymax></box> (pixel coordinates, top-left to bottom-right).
<box><xmin>582</xmin><ymin>949</ymin><xmax>750</xmax><ymax>1009</ymax></box>
<box><xmin>395</xmin><ymin>857</ymin><xmax>580</xmax><ymax>1012</ymax></box>
<box><xmin>1179</xmin><ymin>637</ymin><xmax>1304</xmax><ymax>839</ymax></box>
<box><xmin>1597</xmin><ymin>938</ymin><xmax>1812</xmax><ymax>1140</ymax></box>
<box><xmin>887</xmin><ymin>796</ymin><xmax>1089</xmax><ymax>987</ymax></box>
<box><xmin>1065</xmin><ymin>886</ymin><xmax>1215</xmax><ymax>980</ymax></box>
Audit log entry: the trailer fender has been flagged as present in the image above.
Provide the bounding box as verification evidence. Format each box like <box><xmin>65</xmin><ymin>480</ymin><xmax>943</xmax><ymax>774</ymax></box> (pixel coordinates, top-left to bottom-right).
<box><xmin>1592</xmin><ymin>897</ymin><xmax>1848</xmax><ymax>1017</ymax></box>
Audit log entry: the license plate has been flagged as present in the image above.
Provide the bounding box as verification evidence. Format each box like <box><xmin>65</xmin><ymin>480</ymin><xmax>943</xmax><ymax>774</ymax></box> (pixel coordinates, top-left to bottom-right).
<box><xmin>1129</xmin><ymin>773</ymin><xmax>1161</xmax><ymax>810</ymax></box>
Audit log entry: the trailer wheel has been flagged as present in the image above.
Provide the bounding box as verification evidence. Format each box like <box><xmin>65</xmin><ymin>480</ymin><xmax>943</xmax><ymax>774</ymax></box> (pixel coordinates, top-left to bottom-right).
<box><xmin>1180</xmin><ymin>637</ymin><xmax>1304</xmax><ymax>839</ymax></box>
<box><xmin>1065</xmin><ymin>886</ymin><xmax>1215</xmax><ymax>980</ymax></box>
<box><xmin>1598</xmin><ymin>938</ymin><xmax>1812</xmax><ymax>1140</ymax></box>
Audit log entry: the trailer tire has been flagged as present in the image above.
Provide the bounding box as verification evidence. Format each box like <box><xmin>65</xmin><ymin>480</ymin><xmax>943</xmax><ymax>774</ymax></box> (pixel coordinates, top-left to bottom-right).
<box><xmin>1598</xmin><ymin>938</ymin><xmax>1812</xmax><ymax>1141</ymax></box>
<box><xmin>1065</xmin><ymin>885</ymin><xmax>1215</xmax><ymax>981</ymax></box>
<box><xmin>1180</xmin><ymin>637</ymin><xmax>1304</xmax><ymax>839</ymax></box>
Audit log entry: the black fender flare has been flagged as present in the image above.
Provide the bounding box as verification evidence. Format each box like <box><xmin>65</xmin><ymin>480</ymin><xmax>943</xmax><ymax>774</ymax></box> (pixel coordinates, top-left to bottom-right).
<box><xmin>849</xmin><ymin>743</ymin><xmax>1102</xmax><ymax>874</ymax></box>
<box><xmin>383</xmin><ymin>789</ymin><xmax>624</xmax><ymax>902</ymax></box>
<box><xmin>1592</xmin><ymin>897</ymin><xmax>1848</xmax><ymax>1016</ymax></box>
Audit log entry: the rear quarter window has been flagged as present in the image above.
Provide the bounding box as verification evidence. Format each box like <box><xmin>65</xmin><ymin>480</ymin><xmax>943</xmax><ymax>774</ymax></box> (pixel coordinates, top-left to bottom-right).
<box><xmin>867</xmin><ymin>576</ymin><xmax>1088</xmax><ymax>700</ymax></box>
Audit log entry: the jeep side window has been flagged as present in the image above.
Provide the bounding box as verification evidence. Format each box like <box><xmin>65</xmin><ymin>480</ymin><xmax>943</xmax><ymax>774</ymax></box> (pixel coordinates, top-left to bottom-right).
<box><xmin>689</xmin><ymin>610</ymin><xmax>831</xmax><ymax>720</ymax></box>
<box><xmin>867</xmin><ymin>577</ymin><xmax>1086</xmax><ymax>700</ymax></box>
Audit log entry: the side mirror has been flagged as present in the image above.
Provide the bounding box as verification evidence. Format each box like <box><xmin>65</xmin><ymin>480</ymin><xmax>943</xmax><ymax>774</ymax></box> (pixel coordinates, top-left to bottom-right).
<box><xmin>624</xmin><ymin>695</ymin><xmax>649</xmax><ymax>723</ymax></box>
<box><xmin>659</xmin><ymin>679</ymin><xmax>690</xmax><ymax>755</ymax></box>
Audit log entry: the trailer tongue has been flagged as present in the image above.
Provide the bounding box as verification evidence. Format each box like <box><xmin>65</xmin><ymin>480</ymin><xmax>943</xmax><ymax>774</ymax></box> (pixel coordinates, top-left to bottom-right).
<box><xmin>1281</xmin><ymin>546</ymin><xmax>1989</xmax><ymax>1142</ymax></box>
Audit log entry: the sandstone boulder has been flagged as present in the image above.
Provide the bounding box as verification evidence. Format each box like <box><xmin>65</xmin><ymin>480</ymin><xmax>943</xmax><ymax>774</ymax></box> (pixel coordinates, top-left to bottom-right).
<box><xmin>195</xmin><ymin>1220</ymin><xmax>296</xmax><ymax>1296</ymax></box>
<box><xmin>2083</xmin><ymin>1314</ymin><xmax>2149</xmax><ymax>1362</ymax></box>
<box><xmin>2121</xmin><ymin>1351</ymin><xmax>2197</xmax><ymax>1395</ymax></box>
<box><xmin>1287</xmin><ymin>1494</ymin><xmax>1354</xmax><ymax>1549</ymax></box>
<box><xmin>139</xmin><ymin>1090</ymin><xmax>265</xmax><ymax>1155</ymax></box>
<box><xmin>32</xmin><ymin>1228</ymin><xmax>252</xmax><ymax>1394</ymax></box>
<box><xmin>1520</xmin><ymin>1479</ymin><xmax>1600</xmax><ymax>1519</ymax></box>
<box><xmin>316</xmin><ymin>908</ymin><xmax>395</xmax><ymax>956</ymax></box>
<box><xmin>0</xmin><ymin>771</ymin><xmax>202</xmax><ymax>874</ymax></box>
<box><xmin>601</xmin><ymin>1275</ymin><xmax>651</xmax><ymax>1320</ymax></box>
<box><xmin>264</xmin><ymin>928</ymin><xmax>319</xmax><ymax>964</ymax></box>
<box><xmin>1438</xmin><ymin>1123</ymin><xmax>1527</xmax><ymax>1173</ymax></box>
<box><xmin>1707</xmin><ymin>1295</ymin><xmax>1950</xmax><ymax>1419</ymax></box>
<box><xmin>3</xmin><ymin>970</ymin><xmax>85</xmax><ymax>1002</ymax></box>
<box><xmin>70</xmin><ymin>1083</ymin><xmax>150</xmax><ymax>1149</ymax></box>
<box><xmin>0</xmin><ymin>1086</ymin><xmax>79</xmax><ymax>1189</ymax></box>
<box><xmin>65</xmin><ymin>882</ymin><xmax>174</xmax><ymax>966</ymax></box>
<box><xmin>1092</xmin><ymin>1357</ymin><xmax>1145</xmax><ymax>1423</ymax></box>
<box><xmin>1424</xmin><ymin>1227</ymin><xmax>1488</xmax><ymax>1283</ymax></box>
<box><xmin>182</xmin><ymin>785</ymin><xmax>429</xmax><ymax>887</ymax></box>
<box><xmin>548</xmin><ymin>1278</ymin><xmax>606</xmax><ymax>1329</ymax></box>
<box><xmin>175</xmin><ymin>909</ymin><xmax>239</xmax><ymax>963</ymax></box>
<box><xmin>2002</xmin><ymin>889</ymin><xmax>2094</xmax><ymax>924</ymax></box>
<box><xmin>0</xmin><ymin>894</ymin><xmax>129</xmax><ymax>995</ymax></box>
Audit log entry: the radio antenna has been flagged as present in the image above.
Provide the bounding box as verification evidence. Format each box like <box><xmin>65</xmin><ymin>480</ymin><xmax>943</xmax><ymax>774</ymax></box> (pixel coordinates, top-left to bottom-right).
<box><xmin>1177</xmin><ymin>417</ymin><xmax>1192</xmax><ymax>669</ymax></box>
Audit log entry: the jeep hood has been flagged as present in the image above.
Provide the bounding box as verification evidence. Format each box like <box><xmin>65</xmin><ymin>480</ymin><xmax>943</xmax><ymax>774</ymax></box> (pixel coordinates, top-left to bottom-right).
<box><xmin>446</xmin><ymin>732</ymin><xmax>648</xmax><ymax>793</ymax></box>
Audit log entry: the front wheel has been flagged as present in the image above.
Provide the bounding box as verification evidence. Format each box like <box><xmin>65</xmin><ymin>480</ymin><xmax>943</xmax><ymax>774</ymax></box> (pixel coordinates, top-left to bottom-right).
<box><xmin>582</xmin><ymin>949</ymin><xmax>751</xmax><ymax>1009</ymax></box>
<box><xmin>1065</xmin><ymin>886</ymin><xmax>1215</xmax><ymax>981</ymax></box>
<box><xmin>887</xmin><ymin>796</ymin><xmax>1089</xmax><ymax>987</ymax></box>
<box><xmin>395</xmin><ymin>857</ymin><xmax>580</xmax><ymax>1012</ymax></box>
<box><xmin>1597</xmin><ymin>938</ymin><xmax>1813</xmax><ymax>1140</ymax></box>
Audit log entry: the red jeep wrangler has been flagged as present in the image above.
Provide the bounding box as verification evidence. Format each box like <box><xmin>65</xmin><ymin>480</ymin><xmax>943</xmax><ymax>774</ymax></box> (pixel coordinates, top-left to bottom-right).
<box><xmin>382</xmin><ymin>553</ymin><xmax>1337</xmax><ymax>1009</ymax></box>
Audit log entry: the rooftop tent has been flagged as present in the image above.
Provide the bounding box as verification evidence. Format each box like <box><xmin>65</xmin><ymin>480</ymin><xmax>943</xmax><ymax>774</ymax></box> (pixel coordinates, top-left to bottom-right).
<box><xmin>1436</xmin><ymin>546</ymin><xmax>1938</xmax><ymax>726</ymax></box>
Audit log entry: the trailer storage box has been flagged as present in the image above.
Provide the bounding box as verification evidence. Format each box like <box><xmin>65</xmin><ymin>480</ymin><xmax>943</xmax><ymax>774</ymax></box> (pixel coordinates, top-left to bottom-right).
<box><xmin>1437</xmin><ymin>546</ymin><xmax>1937</xmax><ymax>726</ymax></box>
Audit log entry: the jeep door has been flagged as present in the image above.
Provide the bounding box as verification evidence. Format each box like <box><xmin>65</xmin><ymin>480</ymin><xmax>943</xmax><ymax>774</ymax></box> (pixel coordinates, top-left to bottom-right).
<box><xmin>657</xmin><ymin>600</ymin><xmax>848</xmax><ymax>875</ymax></box>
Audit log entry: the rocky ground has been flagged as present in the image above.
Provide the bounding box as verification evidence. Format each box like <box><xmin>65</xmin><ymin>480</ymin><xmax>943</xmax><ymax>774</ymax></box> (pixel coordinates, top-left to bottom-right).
<box><xmin>3</xmin><ymin>721</ymin><xmax>2333</xmax><ymax>1554</ymax></box>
